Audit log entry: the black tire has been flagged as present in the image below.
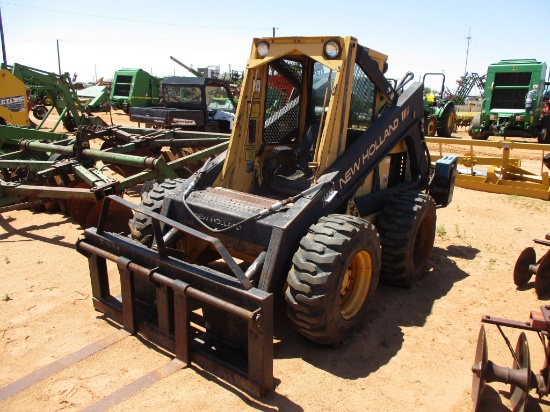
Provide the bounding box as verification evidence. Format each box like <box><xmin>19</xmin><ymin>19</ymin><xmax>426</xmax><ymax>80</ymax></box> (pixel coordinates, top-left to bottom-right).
<box><xmin>33</xmin><ymin>105</ymin><xmax>48</xmax><ymax>120</ymax></box>
<box><xmin>128</xmin><ymin>178</ymin><xmax>186</xmax><ymax>246</ymax></box>
<box><xmin>469</xmin><ymin>114</ymin><xmax>489</xmax><ymax>140</ymax></box>
<box><xmin>437</xmin><ymin>104</ymin><xmax>456</xmax><ymax>137</ymax></box>
<box><xmin>537</xmin><ymin>116</ymin><xmax>550</xmax><ymax>143</ymax></box>
<box><xmin>63</xmin><ymin>113</ymin><xmax>77</xmax><ymax>132</ymax></box>
<box><xmin>424</xmin><ymin>116</ymin><xmax>437</xmax><ymax>137</ymax></box>
<box><xmin>285</xmin><ymin>214</ymin><xmax>381</xmax><ymax>345</ymax></box>
<box><xmin>378</xmin><ymin>191</ymin><xmax>436</xmax><ymax>287</ymax></box>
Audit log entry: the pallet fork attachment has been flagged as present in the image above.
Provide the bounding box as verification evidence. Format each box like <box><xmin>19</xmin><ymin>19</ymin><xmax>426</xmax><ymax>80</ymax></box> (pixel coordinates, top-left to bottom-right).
<box><xmin>76</xmin><ymin>195</ymin><xmax>274</xmax><ymax>397</ymax></box>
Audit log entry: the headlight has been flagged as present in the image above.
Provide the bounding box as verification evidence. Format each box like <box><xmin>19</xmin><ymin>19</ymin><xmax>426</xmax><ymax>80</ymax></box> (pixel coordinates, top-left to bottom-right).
<box><xmin>324</xmin><ymin>40</ymin><xmax>340</xmax><ymax>59</ymax></box>
<box><xmin>256</xmin><ymin>41</ymin><xmax>269</xmax><ymax>58</ymax></box>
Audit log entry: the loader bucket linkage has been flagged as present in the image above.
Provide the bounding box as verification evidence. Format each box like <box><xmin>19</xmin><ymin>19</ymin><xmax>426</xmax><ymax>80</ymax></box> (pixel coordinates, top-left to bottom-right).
<box><xmin>76</xmin><ymin>195</ymin><xmax>274</xmax><ymax>397</ymax></box>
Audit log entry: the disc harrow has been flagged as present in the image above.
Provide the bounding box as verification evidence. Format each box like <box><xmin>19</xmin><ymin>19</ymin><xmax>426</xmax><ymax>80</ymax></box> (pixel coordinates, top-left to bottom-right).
<box><xmin>0</xmin><ymin>124</ymin><xmax>229</xmax><ymax>230</ymax></box>
<box><xmin>471</xmin><ymin>308</ymin><xmax>550</xmax><ymax>411</ymax></box>
<box><xmin>514</xmin><ymin>233</ymin><xmax>550</xmax><ymax>298</ymax></box>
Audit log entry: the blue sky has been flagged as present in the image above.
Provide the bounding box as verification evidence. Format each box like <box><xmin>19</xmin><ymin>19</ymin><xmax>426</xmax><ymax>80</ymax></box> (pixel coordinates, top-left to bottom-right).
<box><xmin>1</xmin><ymin>0</ymin><xmax>549</xmax><ymax>93</ymax></box>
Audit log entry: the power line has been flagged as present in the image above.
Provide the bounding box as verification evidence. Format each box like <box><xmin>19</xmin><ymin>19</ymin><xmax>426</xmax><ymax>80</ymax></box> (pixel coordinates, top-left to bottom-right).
<box><xmin>0</xmin><ymin>1</ymin><xmax>270</xmax><ymax>31</ymax></box>
<box><xmin>9</xmin><ymin>29</ymin><xmax>260</xmax><ymax>45</ymax></box>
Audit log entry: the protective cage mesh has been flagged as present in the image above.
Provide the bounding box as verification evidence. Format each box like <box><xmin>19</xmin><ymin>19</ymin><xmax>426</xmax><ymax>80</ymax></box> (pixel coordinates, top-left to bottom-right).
<box><xmin>347</xmin><ymin>64</ymin><xmax>376</xmax><ymax>144</ymax></box>
<box><xmin>263</xmin><ymin>59</ymin><xmax>303</xmax><ymax>144</ymax></box>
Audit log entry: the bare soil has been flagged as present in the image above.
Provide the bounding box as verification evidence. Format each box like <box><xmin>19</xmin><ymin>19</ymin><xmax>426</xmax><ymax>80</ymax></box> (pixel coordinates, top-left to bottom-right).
<box><xmin>1</xmin><ymin>116</ymin><xmax>550</xmax><ymax>411</ymax></box>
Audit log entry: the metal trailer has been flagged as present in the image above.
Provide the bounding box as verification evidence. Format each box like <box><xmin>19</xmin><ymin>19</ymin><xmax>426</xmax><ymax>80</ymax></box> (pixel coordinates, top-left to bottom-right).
<box><xmin>427</xmin><ymin>136</ymin><xmax>550</xmax><ymax>200</ymax></box>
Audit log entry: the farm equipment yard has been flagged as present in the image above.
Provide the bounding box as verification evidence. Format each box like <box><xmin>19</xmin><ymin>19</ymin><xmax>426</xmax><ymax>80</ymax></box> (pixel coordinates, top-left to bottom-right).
<box><xmin>1</xmin><ymin>108</ymin><xmax>550</xmax><ymax>411</ymax></box>
<box><xmin>1</xmin><ymin>5</ymin><xmax>550</xmax><ymax>406</ymax></box>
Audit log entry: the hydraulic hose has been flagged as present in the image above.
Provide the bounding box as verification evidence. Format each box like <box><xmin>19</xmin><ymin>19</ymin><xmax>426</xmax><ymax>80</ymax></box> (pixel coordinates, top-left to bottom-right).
<box><xmin>181</xmin><ymin>172</ymin><xmax>328</xmax><ymax>234</ymax></box>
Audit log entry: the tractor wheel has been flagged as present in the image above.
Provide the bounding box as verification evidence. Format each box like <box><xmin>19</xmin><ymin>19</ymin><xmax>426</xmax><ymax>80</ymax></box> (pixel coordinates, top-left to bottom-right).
<box><xmin>437</xmin><ymin>105</ymin><xmax>456</xmax><ymax>137</ymax></box>
<box><xmin>377</xmin><ymin>191</ymin><xmax>436</xmax><ymax>287</ymax></box>
<box><xmin>538</xmin><ymin>117</ymin><xmax>550</xmax><ymax>143</ymax></box>
<box><xmin>469</xmin><ymin>114</ymin><xmax>489</xmax><ymax>140</ymax></box>
<box><xmin>424</xmin><ymin>116</ymin><xmax>437</xmax><ymax>137</ymax></box>
<box><xmin>42</xmin><ymin>95</ymin><xmax>52</xmax><ymax>106</ymax></box>
<box><xmin>128</xmin><ymin>178</ymin><xmax>186</xmax><ymax>246</ymax></box>
<box><xmin>63</xmin><ymin>113</ymin><xmax>77</xmax><ymax>132</ymax></box>
<box><xmin>32</xmin><ymin>105</ymin><xmax>48</xmax><ymax>120</ymax></box>
<box><xmin>285</xmin><ymin>214</ymin><xmax>381</xmax><ymax>345</ymax></box>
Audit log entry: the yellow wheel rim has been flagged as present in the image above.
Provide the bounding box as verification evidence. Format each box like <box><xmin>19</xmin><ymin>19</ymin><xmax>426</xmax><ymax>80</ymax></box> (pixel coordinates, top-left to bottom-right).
<box><xmin>340</xmin><ymin>250</ymin><xmax>372</xmax><ymax>320</ymax></box>
<box><xmin>427</xmin><ymin>119</ymin><xmax>437</xmax><ymax>136</ymax></box>
<box><xmin>448</xmin><ymin>112</ymin><xmax>456</xmax><ymax>132</ymax></box>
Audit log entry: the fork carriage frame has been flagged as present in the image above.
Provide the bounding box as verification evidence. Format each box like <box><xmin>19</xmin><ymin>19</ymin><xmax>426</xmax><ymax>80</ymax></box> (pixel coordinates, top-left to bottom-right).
<box><xmin>77</xmin><ymin>195</ymin><xmax>273</xmax><ymax>397</ymax></box>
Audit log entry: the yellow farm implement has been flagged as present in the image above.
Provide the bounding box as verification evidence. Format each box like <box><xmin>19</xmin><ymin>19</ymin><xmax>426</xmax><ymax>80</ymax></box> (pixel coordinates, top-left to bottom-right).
<box><xmin>427</xmin><ymin>137</ymin><xmax>550</xmax><ymax>200</ymax></box>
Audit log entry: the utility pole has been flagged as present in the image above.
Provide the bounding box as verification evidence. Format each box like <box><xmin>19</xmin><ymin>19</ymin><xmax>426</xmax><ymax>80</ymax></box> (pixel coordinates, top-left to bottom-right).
<box><xmin>272</xmin><ymin>27</ymin><xmax>278</xmax><ymax>37</ymax></box>
<box><xmin>0</xmin><ymin>6</ymin><xmax>7</xmax><ymax>66</ymax></box>
<box><xmin>57</xmin><ymin>39</ymin><xmax>61</xmax><ymax>75</ymax></box>
<box><xmin>464</xmin><ymin>27</ymin><xmax>472</xmax><ymax>75</ymax></box>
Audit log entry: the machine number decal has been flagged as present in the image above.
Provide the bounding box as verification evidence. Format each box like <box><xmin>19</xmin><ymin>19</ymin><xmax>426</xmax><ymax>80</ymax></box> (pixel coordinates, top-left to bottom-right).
<box><xmin>245</xmin><ymin>145</ymin><xmax>255</xmax><ymax>161</ymax></box>
<box><xmin>251</xmin><ymin>102</ymin><xmax>260</xmax><ymax>118</ymax></box>
<box><xmin>246</xmin><ymin>160</ymin><xmax>254</xmax><ymax>173</ymax></box>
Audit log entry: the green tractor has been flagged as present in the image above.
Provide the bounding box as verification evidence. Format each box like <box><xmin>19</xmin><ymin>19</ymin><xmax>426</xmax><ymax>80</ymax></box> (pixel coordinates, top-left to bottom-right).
<box><xmin>422</xmin><ymin>73</ymin><xmax>457</xmax><ymax>137</ymax></box>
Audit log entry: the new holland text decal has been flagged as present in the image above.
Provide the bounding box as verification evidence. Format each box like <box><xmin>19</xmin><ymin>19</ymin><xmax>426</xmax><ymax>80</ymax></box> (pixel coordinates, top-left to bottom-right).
<box><xmin>338</xmin><ymin>106</ymin><xmax>409</xmax><ymax>190</ymax></box>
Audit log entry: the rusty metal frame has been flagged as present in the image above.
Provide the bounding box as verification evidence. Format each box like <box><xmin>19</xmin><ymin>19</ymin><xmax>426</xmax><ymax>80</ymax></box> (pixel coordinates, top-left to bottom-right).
<box><xmin>76</xmin><ymin>196</ymin><xmax>273</xmax><ymax>397</ymax></box>
<box><xmin>0</xmin><ymin>124</ymin><xmax>229</xmax><ymax>212</ymax></box>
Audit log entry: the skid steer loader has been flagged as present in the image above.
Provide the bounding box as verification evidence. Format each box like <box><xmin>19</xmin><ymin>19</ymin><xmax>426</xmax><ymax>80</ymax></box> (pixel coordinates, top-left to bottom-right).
<box><xmin>77</xmin><ymin>36</ymin><xmax>457</xmax><ymax>397</ymax></box>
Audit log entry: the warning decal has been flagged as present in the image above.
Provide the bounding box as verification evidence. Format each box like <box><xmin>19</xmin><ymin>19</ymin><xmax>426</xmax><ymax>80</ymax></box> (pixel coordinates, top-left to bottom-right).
<box><xmin>0</xmin><ymin>95</ymin><xmax>25</xmax><ymax>112</ymax></box>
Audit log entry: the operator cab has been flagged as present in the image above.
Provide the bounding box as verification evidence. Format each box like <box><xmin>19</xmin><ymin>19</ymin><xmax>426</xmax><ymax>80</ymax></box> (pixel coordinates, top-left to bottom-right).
<box><xmin>246</xmin><ymin>56</ymin><xmax>381</xmax><ymax>196</ymax></box>
<box><xmin>214</xmin><ymin>37</ymin><xmax>411</xmax><ymax>204</ymax></box>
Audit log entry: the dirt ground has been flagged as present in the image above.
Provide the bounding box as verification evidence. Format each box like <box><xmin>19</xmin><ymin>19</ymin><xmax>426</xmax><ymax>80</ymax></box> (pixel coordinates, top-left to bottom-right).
<box><xmin>1</xmin><ymin>113</ymin><xmax>550</xmax><ymax>411</ymax></box>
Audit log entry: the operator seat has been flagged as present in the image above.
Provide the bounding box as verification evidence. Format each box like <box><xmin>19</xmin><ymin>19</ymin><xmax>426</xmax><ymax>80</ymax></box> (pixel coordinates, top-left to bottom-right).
<box><xmin>271</xmin><ymin>121</ymin><xmax>320</xmax><ymax>195</ymax></box>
